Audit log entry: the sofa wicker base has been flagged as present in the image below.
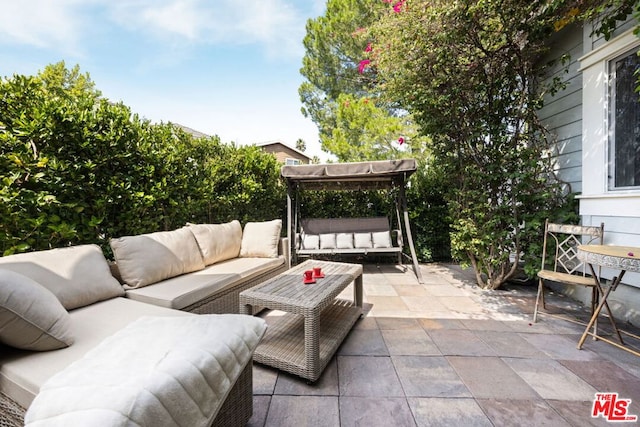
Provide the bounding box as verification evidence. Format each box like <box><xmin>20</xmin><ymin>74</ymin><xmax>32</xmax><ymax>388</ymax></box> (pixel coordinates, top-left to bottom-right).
<box><xmin>0</xmin><ymin>360</ymin><xmax>254</xmax><ymax>427</ymax></box>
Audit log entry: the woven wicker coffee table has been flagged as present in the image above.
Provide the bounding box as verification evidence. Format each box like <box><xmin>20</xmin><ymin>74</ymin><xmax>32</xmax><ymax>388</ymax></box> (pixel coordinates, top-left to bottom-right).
<box><xmin>239</xmin><ymin>260</ymin><xmax>363</xmax><ymax>382</ymax></box>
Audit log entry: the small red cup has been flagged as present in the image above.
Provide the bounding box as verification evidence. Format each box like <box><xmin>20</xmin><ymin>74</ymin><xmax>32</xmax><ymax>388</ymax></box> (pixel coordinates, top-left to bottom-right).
<box><xmin>313</xmin><ymin>267</ymin><xmax>323</xmax><ymax>277</ymax></box>
<box><xmin>303</xmin><ymin>270</ymin><xmax>314</xmax><ymax>283</ymax></box>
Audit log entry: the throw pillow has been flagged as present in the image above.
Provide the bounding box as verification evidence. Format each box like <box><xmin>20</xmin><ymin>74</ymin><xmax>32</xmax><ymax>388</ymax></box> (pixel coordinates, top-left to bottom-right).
<box><xmin>240</xmin><ymin>219</ymin><xmax>282</xmax><ymax>258</ymax></box>
<box><xmin>372</xmin><ymin>231</ymin><xmax>393</xmax><ymax>248</ymax></box>
<box><xmin>187</xmin><ymin>220</ymin><xmax>242</xmax><ymax>265</ymax></box>
<box><xmin>110</xmin><ymin>227</ymin><xmax>206</xmax><ymax>289</ymax></box>
<box><xmin>301</xmin><ymin>234</ymin><xmax>320</xmax><ymax>250</ymax></box>
<box><xmin>354</xmin><ymin>232</ymin><xmax>373</xmax><ymax>249</ymax></box>
<box><xmin>336</xmin><ymin>233</ymin><xmax>354</xmax><ymax>249</ymax></box>
<box><xmin>319</xmin><ymin>233</ymin><xmax>337</xmax><ymax>250</ymax></box>
<box><xmin>0</xmin><ymin>269</ymin><xmax>74</xmax><ymax>351</ymax></box>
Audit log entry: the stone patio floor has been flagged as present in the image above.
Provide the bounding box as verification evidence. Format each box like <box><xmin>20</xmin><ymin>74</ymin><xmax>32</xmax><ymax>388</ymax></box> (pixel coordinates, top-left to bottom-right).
<box><xmin>248</xmin><ymin>263</ymin><xmax>640</xmax><ymax>427</ymax></box>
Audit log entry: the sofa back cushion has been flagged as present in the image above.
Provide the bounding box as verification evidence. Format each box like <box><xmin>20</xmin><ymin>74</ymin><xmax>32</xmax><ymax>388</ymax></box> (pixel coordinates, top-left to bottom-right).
<box><xmin>110</xmin><ymin>227</ymin><xmax>206</xmax><ymax>289</ymax></box>
<box><xmin>0</xmin><ymin>244</ymin><xmax>124</xmax><ymax>310</ymax></box>
<box><xmin>0</xmin><ymin>269</ymin><xmax>74</xmax><ymax>351</ymax></box>
<box><xmin>187</xmin><ymin>220</ymin><xmax>242</xmax><ymax>265</ymax></box>
<box><xmin>240</xmin><ymin>219</ymin><xmax>282</xmax><ymax>258</ymax></box>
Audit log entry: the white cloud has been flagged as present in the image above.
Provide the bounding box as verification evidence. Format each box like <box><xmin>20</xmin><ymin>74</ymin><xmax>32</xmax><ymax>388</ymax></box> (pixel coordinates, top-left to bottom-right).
<box><xmin>0</xmin><ymin>0</ymin><xmax>86</xmax><ymax>53</ymax></box>
<box><xmin>109</xmin><ymin>0</ymin><xmax>307</xmax><ymax>58</ymax></box>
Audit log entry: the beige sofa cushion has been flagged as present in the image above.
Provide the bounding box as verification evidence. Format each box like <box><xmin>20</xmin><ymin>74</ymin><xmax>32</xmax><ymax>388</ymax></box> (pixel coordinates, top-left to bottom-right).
<box><xmin>372</xmin><ymin>231</ymin><xmax>393</xmax><ymax>248</ymax></box>
<box><xmin>240</xmin><ymin>220</ymin><xmax>282</xmax><ymax>258</ymax></box>
<box><xmin>354</xmin><ymin>232</ymin><xmax>373</xmax><ymax>249</ymax></box>
<box><xmin>336</xmin><ymin>233</ymin><xmax>354</xmax><ymax>249</ymax></box>
<box><xmin>0</xmin><ymin>270</ymin><xmax>74</xmax><ymax>351</ymax></box>
<box><xmin>125</xmin><ymin>257</ymin><xmax>284</xmax><ymax>309</ymax></box>
<box><xmin>0</xmin><ymin>298</ymin><xmax>189</xmax><ymax>409</ymax></box>
<box><xmin>0</xmin><ymin>245</ymin><xmax>124</xmax><ymax>310</ymax></box>
<box><xmin>320</xmin><ymin>233</ymin><xmax>337</xmax><ymax>250</ymax></box>
<box><xmin>111</xmin><ymin>227</ymin><xmax>206</xmax><ymax>289</ymax></box>
<box><xmin>187</xmin><ymin>221</ymin><xmax>242</xmax><ymax>265</ymax></box>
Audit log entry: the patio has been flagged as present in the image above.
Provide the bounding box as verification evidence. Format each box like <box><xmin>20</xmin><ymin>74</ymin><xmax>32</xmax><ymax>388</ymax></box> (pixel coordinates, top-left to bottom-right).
<box><xmin>248</xmin><ymin>263</ymin><xmax>640</xmax><ymax>427</ymax></box>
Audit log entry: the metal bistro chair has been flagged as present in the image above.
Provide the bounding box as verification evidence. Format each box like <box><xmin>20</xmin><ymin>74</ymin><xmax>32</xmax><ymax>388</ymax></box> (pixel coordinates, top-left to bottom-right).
<box><xmin>533</xmin><ymin>220</ymin><xmax>609</xmax><ymax>333</ymax></box>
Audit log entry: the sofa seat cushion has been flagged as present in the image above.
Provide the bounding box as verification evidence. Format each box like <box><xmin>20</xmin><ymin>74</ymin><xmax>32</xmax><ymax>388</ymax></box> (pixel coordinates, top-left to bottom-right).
<box><xmin>111</xmin><ymin>227</ymin><xmax>206</xmax><ymax>289</ymax></box>
<box><xmin>0</xmin><ymin>298</ymin><xmax>189</xmax><ymax>410</ymax></box>
<box><xmin>0</xmin><ymin>245</ymin><xmax>124</xmax><ymax>310</ymax></box>
<box><xmin>25</xmin><ymin>314</ymin><xmax>266</xmax><ymax>427</ymax></box>
<box><xmin>124</xmin><ymin>256</ymin><xmax>285</xmax><ymax>310</ymax></box>
<box><xmin>0</xmin><ymin>270</ymin><xmax>74</xmax><ymax>351</ymax></box>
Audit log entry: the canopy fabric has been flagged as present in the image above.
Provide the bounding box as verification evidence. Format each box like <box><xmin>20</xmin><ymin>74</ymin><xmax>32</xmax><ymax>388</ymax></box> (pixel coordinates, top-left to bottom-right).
<box><xmin>281</xmin><ymin>159</ymin><xmax>416</xmax><ymax>190</ymax></box>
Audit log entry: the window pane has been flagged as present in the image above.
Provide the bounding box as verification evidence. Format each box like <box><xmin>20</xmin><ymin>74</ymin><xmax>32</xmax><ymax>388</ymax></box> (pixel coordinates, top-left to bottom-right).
<box><xmin>609</xmin><ymin>50</ymin><xmax>640</xmax><ymax>189</ymax></box>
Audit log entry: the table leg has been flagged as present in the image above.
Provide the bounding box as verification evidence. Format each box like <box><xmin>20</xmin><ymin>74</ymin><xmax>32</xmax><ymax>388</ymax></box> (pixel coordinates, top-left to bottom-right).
<box><xmin>354</xmin><ymin>273</ymin><xmax>363</xmax><ymax>308</ymax></box>
<box><xmin>578</xmin><ymin>270</ymin><xmax>625</xmax><ymax>349</ymax></box>
<box><xmin>304</xmin><ymin>312</ymin><xmax>320</xmax><ymax>381</ymax></box>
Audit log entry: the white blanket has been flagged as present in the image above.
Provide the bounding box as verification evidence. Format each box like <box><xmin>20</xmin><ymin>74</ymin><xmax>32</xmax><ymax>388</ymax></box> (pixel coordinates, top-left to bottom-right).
<box><xmin>24</xmin><ymin>314</ymin><xmax>267</xmax><ymax>427</ymax></box>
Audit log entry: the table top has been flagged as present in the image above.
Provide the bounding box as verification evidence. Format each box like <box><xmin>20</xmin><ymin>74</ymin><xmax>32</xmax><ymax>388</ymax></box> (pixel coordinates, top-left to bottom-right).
<box><xmin>239</xmin><ymin>260</ymin><xmax>363</xmax><ymax>311</ymax></box>
<box><xmin>577</xmin><ymin>244</ymin><xmax>640</xmax><ymax>273</ymax></box>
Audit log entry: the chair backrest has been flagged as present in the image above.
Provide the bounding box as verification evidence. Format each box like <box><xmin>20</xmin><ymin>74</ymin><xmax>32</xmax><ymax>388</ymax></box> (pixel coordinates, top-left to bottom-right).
<box><xmin>541</xmin><ymin>219</ymin><xmax>604</xmax><ymax>276</ymax></box>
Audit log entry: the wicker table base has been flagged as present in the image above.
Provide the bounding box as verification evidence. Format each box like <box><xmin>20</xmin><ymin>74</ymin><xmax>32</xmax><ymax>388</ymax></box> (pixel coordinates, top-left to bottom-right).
<box><xmin>239</xmin><ymin>260</ymin><xmax>363</xmax><ymax>382</ymax></box>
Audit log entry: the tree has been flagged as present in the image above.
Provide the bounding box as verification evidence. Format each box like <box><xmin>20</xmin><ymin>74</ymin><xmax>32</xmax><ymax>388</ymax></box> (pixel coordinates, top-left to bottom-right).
<box><xmin>368</xmin><ymin>0</ymin><xmax>596</xmax><ymax>289</ymax></box>
<box><xmin>295</xmin><ymin>138</ymin><xmax>307</xmax><ymax>152</ymax></box>
<box><xmin>299</xmin><ymin>0</ymin><xmax>422</xmax><ymax>160</ymax></box>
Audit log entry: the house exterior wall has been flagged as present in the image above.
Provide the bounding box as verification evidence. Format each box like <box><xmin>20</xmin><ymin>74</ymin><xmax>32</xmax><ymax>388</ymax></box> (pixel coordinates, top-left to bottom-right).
<box><xmin>541</xmin><ymin>20</ymin><xmax>640</xmax><ymax>326</ymax></box>
<box><xmin>259</xmin><ymin>143</ymin><xmax>311</xmax><ymax>164</ymax></box>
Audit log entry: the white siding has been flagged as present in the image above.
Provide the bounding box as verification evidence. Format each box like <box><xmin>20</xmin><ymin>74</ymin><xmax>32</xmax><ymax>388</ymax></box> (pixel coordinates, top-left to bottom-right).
<box><xmin>538</xmin><ymin>24</ymin><xmax>584</xmax><ymax>193</ymax></box>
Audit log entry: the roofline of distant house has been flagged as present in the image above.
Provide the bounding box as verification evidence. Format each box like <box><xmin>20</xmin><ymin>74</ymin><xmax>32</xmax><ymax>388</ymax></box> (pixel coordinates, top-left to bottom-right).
<box><xmin>255</xmin><ymin>140</ymin><xmax>312</xmax><ymax>161</ymax></box>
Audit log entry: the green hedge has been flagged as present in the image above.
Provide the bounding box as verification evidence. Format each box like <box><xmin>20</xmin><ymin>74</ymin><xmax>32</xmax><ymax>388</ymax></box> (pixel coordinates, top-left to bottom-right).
<box><xmin>0</xmin><ymin>63</ymin><xmax>284</xmax><ymax>256</ymax></box>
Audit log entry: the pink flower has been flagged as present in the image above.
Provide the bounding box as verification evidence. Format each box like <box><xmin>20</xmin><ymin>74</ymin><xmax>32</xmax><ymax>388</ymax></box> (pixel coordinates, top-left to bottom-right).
<box><xmin>398</xmin><ymin>137</ymin><xmax>405</xmax><ymax>145</ymax></box>
<box><xmin>358</xmin><ymin>59</ymin><xmax>371</xmax><ymax>74</ymax></box>
<box><xmin>365</xmin><ymin>42</ymin><xmax>373</xmax><ymax>52</ymax></box>
<box><xmin>393</xmin><ymin>0</ymin><xmax>405</xmax><ymax>12</ymax></box>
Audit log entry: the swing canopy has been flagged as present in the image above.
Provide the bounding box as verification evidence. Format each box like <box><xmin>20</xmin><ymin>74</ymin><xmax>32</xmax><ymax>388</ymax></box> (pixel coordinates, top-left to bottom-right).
<box><xmin>281</xmin><ymin>158</ymin><xmax>416</xmax><ymax>191</ymax></box>
<box><xmin>281</xmin><ymin>159</ymin><xmax>423</xmax><ymax>283</ymax></box>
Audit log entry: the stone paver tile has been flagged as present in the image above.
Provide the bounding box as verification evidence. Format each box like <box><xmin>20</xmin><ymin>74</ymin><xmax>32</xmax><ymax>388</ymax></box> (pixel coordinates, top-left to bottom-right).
<box><xmin>407</xmin><ymin>397</ymin><xmax>492</xmax><ymax>427</ymax></box>
<box><xmin>393</xmin><ymin>284</ymin><xmax>430</xmax><ymax>297</ymax></box>
<box><xmin>580</xmin><ymin>338</ymin><xmax>640</xmax><ymax>378</ymax></box>
<box><xmin>392</xmin><ymin>356</ymin><xmax>471</xmax><ymax>397</ymax></box>
<box><xmin>477</xmin><ymin>399</ymin><xmax>571</xmax><ymax>427</ymax></box>
<box><xmin>439</xmin><ymin>296</ymin><xmax>486</xmax><ymax>314</ymax></box>
<box><xmin>364</xmin><ymin>283</ymin><xmax>399</xmax><ymax>296</ymax></box>
<box><xmin>339</xmin><ymin>397</ymin><xmax>416</xmax><ymax>427</ymax></box>
<box><xmin>337</xmin><ymin>328</ymin><xmax>389</xmax><ymax>356</ymax></box>
<box><xmin>376</xmin><ymin>317</ymin><xmax>423</xmax><ymax>330</ymax></box>
<box><xmin>505</xmin><ymin>320</ymin><xmax>557</xmax><ymax>334</ymax></box>
<box><xmin>547</xmin><ymin>400</ymin><xmax>616</xmax><ymax>427</ymax></box>
<box><xmin>338</xmin><ymin>355</ymin><xmax>404</xmax><ymax>397</ymax></box>
<box><xmin>247</xmin><ymin>395</ymin><xmax>270</xmax><ymax>427</ymax></box>
<box><xmin>274</xmin><ymin>358</ymin><xmax>338</xmax><ymax>396</ymax></box>
<box><xmin>428</xmin><ymin>329</ymin><xmax>496</xmax><ymax>356</ymax></box>
<box><xmin>422</xmin><ymin>284</ymin><xmax>471</xmax><ymax>297</ymax></box>
<box><xmin>447</xmin><ymin>356</ymin><xmax>540</xmax><ymax>399</ymax></box>
<box><xmin>417</xmin><ymin>318</ymin><xmax>467</xmax><ymax>330</ymax></box>
<box><xmin>460</xmin><ymin>319</ymin><xmax>514</xmax><ymax>331</ymax></box>
<box><xmin>503</xmin><ymin>358</ymin><xmax>597</xmax><ymax>400</ymax></box>
<box><xmin>253</xmin><ymin>364</ymin><xmax>278</xmax><ymax>395</ymax></box>
<box><xmin>521</xmin><ymin>333</ymin><xmax>602</xmax><ymax>361</ymax></box>
<box><xmin>365</xmin><ymin>295</ymin><xmax>409</xmax><ymax>311</ymax></box>
<box><xmin>353</xmin><ymin>315</ymin><xmax>379</xmax><ymax>331</ymax></box>
<box><xmin>382</xmin><ymin>330</ymin><xmax>441</xmax><ymax>356</ymax></box>
<box><xmin>560</xmin><ymin>360</ymin><xmax>640</xmax><ymax>415</ymax></box>
<box><xmin>475</xmin><ymin>331</ymin><xmax>548</xmax><ymax>358</ymax></box>
<box><xmin>264</xmin><ymin>395</ymin><xmax>339</xmax><ymax>427</ymax></box>
<box><xmin>401</xmin><ymin>296</ymin><xmax>449</xmax><ymax>313</ymax></box>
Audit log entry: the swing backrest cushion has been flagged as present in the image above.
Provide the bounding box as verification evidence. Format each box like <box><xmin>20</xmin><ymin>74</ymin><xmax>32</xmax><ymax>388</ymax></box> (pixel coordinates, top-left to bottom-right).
<box><xmin>300</xmin><ymin>217</ymin><xmax>394</xmax><ymax>250</ymax></box>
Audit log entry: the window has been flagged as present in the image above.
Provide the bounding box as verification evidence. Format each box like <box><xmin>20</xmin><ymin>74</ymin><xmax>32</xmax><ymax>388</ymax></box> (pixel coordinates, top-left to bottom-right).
<box><xmin>608</xmin><ymin>49</ymin><xmax>640</xmax><ymax>189</ymax></box>
<box><xmin>285</xmin><ymin>158</ymin><xmax>301</xmax><ymax>166</ymax></box>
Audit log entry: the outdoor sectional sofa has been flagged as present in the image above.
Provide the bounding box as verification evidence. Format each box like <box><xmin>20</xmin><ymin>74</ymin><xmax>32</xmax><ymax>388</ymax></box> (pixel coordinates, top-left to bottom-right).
<box><xmin>0</xmin><ymin>219</ymin><xmax>288</xmax><ymax>426</ymax></box>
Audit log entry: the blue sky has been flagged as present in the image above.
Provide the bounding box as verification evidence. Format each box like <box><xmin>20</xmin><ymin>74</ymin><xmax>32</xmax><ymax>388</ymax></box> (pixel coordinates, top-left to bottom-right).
<box><xmin>0</xmin><ymin>0</ymin><xmax>327</xmax><ymax>159</ymax></box>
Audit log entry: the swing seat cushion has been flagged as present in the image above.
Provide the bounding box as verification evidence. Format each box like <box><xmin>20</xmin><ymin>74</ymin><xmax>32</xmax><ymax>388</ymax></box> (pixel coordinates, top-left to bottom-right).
<box><xmin>297</xmin><ymin>217</ymin><xmax>401</xmax><ymax>255</ymax></box>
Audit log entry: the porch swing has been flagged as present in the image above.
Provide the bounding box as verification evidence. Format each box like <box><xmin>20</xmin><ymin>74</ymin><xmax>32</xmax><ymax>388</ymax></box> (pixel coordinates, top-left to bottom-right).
<box><xmin>281</xmin><ymin>159</ymin><xmax>424</xmax><ymax>284</ymax></box>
